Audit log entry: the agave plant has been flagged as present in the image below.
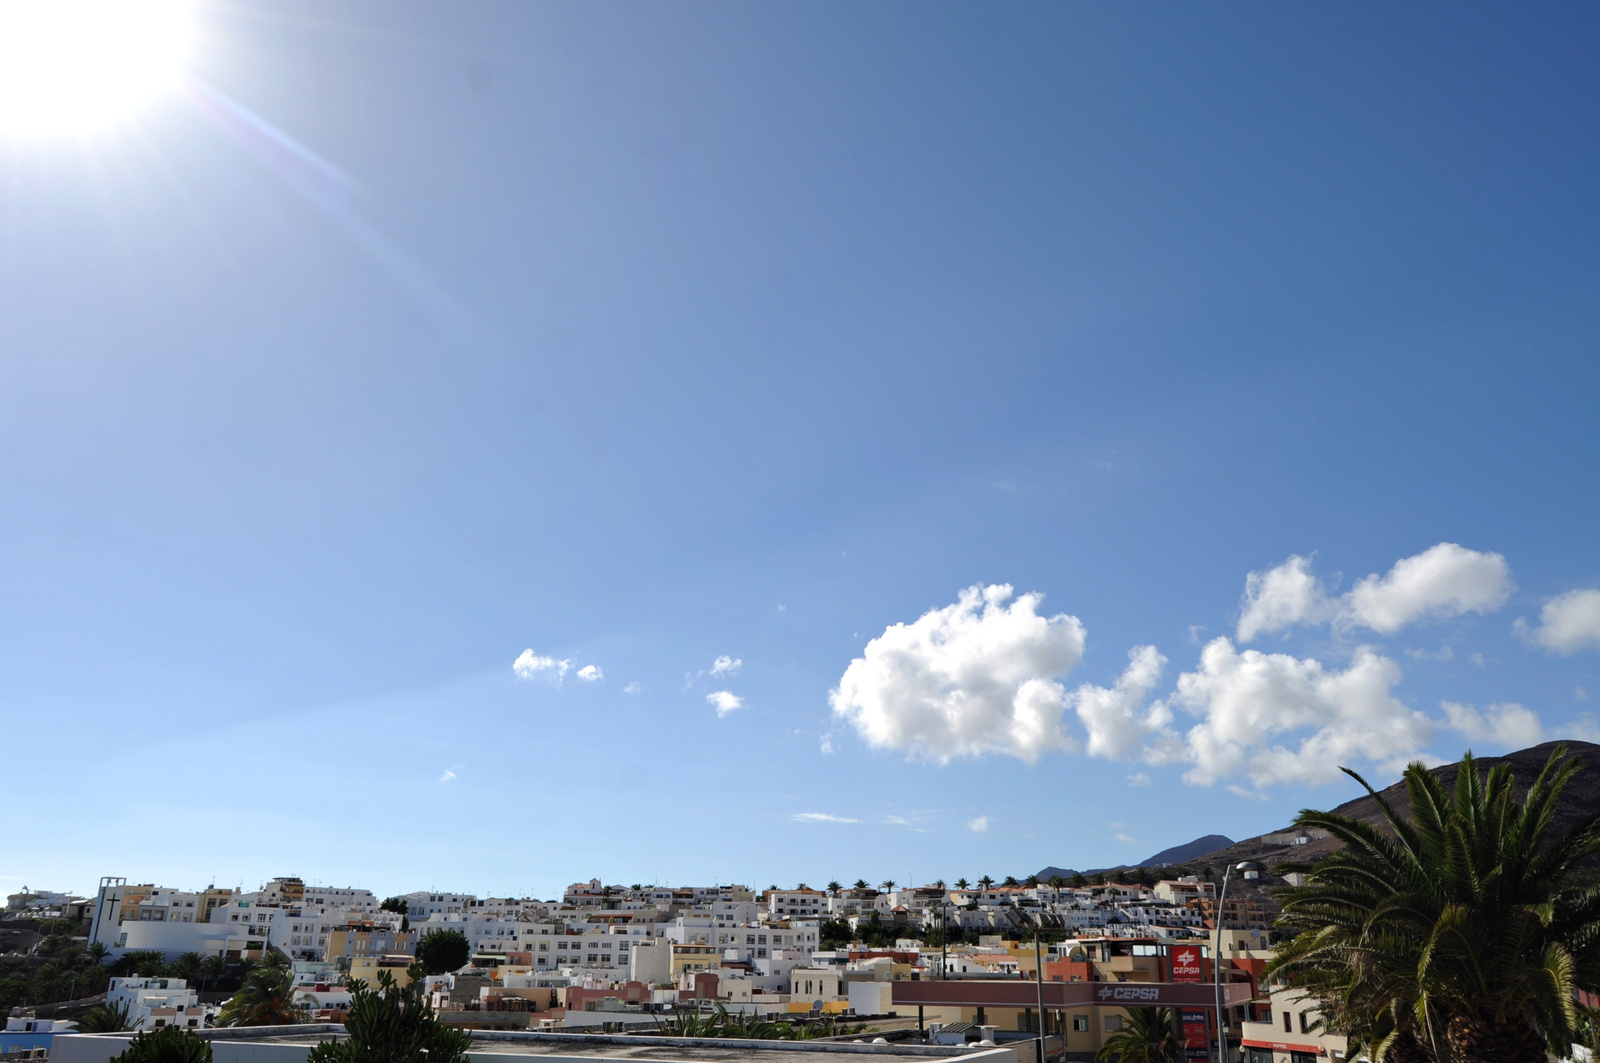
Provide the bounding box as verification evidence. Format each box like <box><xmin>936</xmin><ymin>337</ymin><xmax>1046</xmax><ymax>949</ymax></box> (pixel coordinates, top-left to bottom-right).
<box><xmin>1267</xmin><ymin>745</ymin><xmax>1600</xmax><ymax>1063</ymax></box>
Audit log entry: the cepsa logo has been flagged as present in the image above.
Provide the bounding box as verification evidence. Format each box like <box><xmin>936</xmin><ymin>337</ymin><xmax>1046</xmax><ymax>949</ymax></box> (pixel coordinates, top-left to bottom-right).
<box><xmin>1171</xmin><ymin>947</ymin><xmax>1202</xmax><ymax>982</ymax></box>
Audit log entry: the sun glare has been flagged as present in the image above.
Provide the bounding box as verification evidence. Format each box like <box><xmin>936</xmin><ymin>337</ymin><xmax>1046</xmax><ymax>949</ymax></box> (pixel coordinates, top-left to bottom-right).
<box><xmin>0</xmin><ymin>0</ymin><xmax>194</xmax><ymax>136</ymax></box>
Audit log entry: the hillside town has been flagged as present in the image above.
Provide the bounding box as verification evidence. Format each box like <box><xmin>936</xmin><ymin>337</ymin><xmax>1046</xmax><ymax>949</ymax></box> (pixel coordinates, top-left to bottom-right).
<box><xmin>4</xmin><ymin>867</ymin><xmax>1331</xmax><ymax>1063</ymax></box>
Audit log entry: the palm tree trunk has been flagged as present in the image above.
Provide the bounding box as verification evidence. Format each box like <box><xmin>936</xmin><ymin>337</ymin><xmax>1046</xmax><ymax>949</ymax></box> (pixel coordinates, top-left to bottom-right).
<box><xmin>1444</xmin><ymin>1014</ymin><xmax>1546</xmax><ymax>1063</ymax></box>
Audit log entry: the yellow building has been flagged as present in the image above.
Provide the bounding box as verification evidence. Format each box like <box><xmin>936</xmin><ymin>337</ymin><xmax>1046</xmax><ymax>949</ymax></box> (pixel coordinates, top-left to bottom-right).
<box><xmin>670</xmin><ymin>943</ymin><xmax>723</xmax><ymax>975</ymax></box>
<box><xmin>350</xmin><ymin>954</ymin><xmax>417</xmax><ymax>988</ymax></box>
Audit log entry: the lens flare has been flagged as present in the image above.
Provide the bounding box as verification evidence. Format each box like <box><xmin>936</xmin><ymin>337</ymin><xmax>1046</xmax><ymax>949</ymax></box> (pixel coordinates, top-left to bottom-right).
<box><xmin>0</xmin><ymin>0</ymin><xmax>194</xmax><ymax>136</ymax></box>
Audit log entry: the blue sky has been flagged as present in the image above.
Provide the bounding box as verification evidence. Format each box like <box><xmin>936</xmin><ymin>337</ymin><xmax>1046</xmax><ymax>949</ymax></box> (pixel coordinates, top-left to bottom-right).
<box><xmin>3</xmin><ymin>1</ymin><xmax>1599</xmax><ymax>901</ymax></box>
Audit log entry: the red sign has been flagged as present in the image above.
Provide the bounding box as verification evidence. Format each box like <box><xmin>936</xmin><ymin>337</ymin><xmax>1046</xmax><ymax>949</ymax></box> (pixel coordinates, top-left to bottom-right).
<box><xmin>1182</xmin><ymin>1009</ymin><xmax>1209</xmax><ymax>1057</ymax></box>
<box><xmin>1171</xmin><ymin>946</ymin><xmax>1203</xmax><ymax>983</ymax></box>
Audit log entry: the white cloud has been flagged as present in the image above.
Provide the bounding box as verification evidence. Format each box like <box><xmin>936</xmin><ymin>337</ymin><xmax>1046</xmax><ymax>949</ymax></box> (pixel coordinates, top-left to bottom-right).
<box><xmin>1439</xmin><ymin>701</ymin><xmax>1544</xmax><ymax>750</ymax></box>
<box><xmin>792</xmin><ymin>812</ymin><xmax>859</xmax><ymax>823</ymax></box>
<box><xmin>1517</xmin><ymin>589</ymin><xmax>1600</xmax><ymax>655</ymax></box>
<box><xmin>576</xmin><ymin>664</ymin><xmax>603</xmax><ymax>682</ymax></box>
<box><xmin>1173</xmin><ymin>638</ymin><xmax>1434</xmax><ymax>790</ymax></box>
<box><xmin>707</xmin><ymin>690</ymin><xmax>744</xmax><ymax>716</ymax></box>
<box><xmin>513</xmin><ymin>649</ymin><xmax>573</xmax><ymax>683</ymax></box>
<box><xmin>1071</xmin><ymin>645</ymin><xmax>1181</xmax><ymax>762</ymax></box>
<box><xmin>829</xmin><ymin>584</ymin><xmax>1086</xmax><ymax>763</ymax></box>
<box><xmin>1343</xmin><ymin>543</ymin><xmax>1512</xmax><ymax>634</ymax></box>
<box><xmin>623</xmin><ymin>681</ymin><xmax>643</xmax><ymax>694</ymax></box>
<box><xmin>710</xmin><ymin>655</ymin><xmax>742</xmax><ymax>677</ymax></box>
<box><xmin>1115</xmin><ymin>832</ymin><xmax>1139</xmax><ymax>845</ymax></box>
<box><xmin>1126</xmin><ymin>772</ymin><xmax>1151</xmax><ymax>787</ymax></box>
<box><xmin>1405</xmin><ymin>645</ymin><xmax>1455</xmax><ymax>661</ymax></box>
<box><xmin>1238</xmin><ymin>555</ymin><xmax>1335</xmax><ymax>642</ymax></box>
<box><xmin>439</xmin><ymin>766</ymin><xmax>459</xmax><ymax>783</ymax></box>
<box><xmin>819</xmin><ymin>734</ymin><xmax>836</xmax><ymax>754</ymax></box>
<box><xmin>968</xmin><ymin>815</ymin><xmax>990</xmax><ymax>833</ymax></box>
<box><xmin>1236</xmin><ymin>544</ymin><xmax>1512</xmax><ymax>642</ymax></box>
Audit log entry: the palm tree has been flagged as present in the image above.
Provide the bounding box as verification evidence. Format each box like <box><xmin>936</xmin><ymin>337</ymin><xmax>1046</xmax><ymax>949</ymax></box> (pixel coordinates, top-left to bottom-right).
<box><xmin>853</xmin><ymin>879</ymin><xmax>870</xmax><ymax>891</ymax></box>
<box><xmin>76</xmin><ymin>1001</ymin><xmax>133</xmax><ymax>1033</ymax></box>
<box><xmin>168</xmin><ymin>952</ymin><xmax>204</xmax><ymax>985</ymax></box>
<box><xmin>881</xmin><ymin>879</ymin><xmax>896</xmax><ymax>892</ymax></box>
<box><xmin>1048</xmin><ymin>876</ymin><xmax>1065</xmax><ymax>891</ymax></box>
<box><xmin>955</xmin><ymin>878</ymin><xmax>970</xmax><ymax>891</ymax></box>
<box><xmin>199</xmin><ymin>954</ymin><xmax>226</xmax><ymax>994</ymax></box>
<box><xmin>218</xmin><ymin>964</ymin><xmax>298</xmax><ymax>1027</ymax></box>
<box><xmin>933</xmin><ymin>879</ymin><xmax>946</xmax><ymax>890</ymax></box>
<box><xmin>85</xmin><ymin>942</ymin><xmax>109</xmax><ymax>966</ymax></box>
<box><xmin>827</xmin><ymin>881</ymin><xmax>842</xmax><ymax>894</ymax></box>
<box><xmin>1096</xmin><ymin>1007</ymin><xmax>1177</xmax><ymax>1063</ymax></box>
<box><xmin>1002</xmin><ymin>875</ymin><xmax>1020</xmax><ymax>888</ymax></box>
<box><xmin>1025</xmin><ymin>875</ymin><xmax>1040</xmax><ymax>888</ymax></box>
<box><xmin>1267</xmin><ymin>746</ymin><xmax>1600</xmax><ymax>1063</ymax></box>
<box><xmin>978</xmin><ymin>875</ymin><xmax>995</xmax><ymax>891</ymax></box>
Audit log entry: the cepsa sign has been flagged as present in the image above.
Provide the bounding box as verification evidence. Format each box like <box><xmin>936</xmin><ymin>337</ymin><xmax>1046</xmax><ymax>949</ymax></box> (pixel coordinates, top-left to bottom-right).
<box><xmin>1170</xmin><ymin>946</ymin><xmax>1203</xmax><ymax>983</ymax></box>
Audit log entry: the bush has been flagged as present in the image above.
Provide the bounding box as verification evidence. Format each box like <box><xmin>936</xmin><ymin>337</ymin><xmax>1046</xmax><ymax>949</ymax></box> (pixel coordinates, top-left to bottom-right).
<box><xmin>306</xmin><ymin>967</ymin><xmax>470</xmax><ymax>1063</ymax></box>
<box><xmin>112</xmin><ymin>1026</ymin><xmax>213</xmax><ymax>1063</ymax></box>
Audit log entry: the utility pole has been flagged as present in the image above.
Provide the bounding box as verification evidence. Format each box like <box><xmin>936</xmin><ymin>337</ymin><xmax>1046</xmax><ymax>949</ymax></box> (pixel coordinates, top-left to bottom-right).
<box><xmin>1034</xmin><ymin>925</ymin><xmax>1048</xmax><ymax>1063</ymax></box>
<box><xmin>1212</xmin><ymin>862</ymin><xmax>1254</xmax><ymax>1063</ymax></box>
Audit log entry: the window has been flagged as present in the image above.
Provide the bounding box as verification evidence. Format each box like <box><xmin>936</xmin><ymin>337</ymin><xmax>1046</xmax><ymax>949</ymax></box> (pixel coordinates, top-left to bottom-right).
<box><xmin>1283</xmin><ymin>1012</ymin><xmax>1292</xmax><ymax>1032</ymax></box>
<box><xmin>1104</xmin><ymin>1016</ymin><xmax>1121</xmax><ymax>1032</ymax></box>
<box><xmin>1072</xmin><ymin>1016</ymin><xmax>1088</xmax><ymax>1032</ymax></box>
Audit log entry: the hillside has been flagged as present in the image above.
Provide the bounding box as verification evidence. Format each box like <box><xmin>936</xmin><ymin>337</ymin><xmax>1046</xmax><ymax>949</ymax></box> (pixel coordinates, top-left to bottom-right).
<box><xmin>1169</xmin><ymin>740</ymin><xmax>1600</xmax><ymax>878</ymax></box>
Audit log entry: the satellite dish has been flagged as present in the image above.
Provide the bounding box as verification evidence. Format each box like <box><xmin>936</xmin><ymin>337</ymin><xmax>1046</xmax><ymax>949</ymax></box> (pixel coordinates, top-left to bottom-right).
<box><xmin>814</xmin><ymin>1000</ymin><xmax>825</xmax><ymax>1011</ymax></box>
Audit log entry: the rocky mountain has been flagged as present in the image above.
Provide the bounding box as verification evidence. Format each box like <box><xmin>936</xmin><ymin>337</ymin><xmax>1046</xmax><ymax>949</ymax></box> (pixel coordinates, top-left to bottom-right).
<box><xmin>1157</xmin><ymin>740</ymin><xmax>1600</xmax><ymax>878</ymax></box>
<box><xmin>1034</xmin><ymin>741</ymin><xmax>1600</xmax><ymax>886</ymax></box>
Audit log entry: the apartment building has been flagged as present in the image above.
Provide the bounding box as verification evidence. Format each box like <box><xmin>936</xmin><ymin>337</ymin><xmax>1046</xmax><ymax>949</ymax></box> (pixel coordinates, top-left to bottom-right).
<box><xmin>106</xmin><ymin>978</ymin><xmax>203</xmax><ymax>1031</ymax></box>
<box><xmin>1239</xmin><ymin>986</ymin><xmax>1350</xmax><ymax>1063</ymax></box>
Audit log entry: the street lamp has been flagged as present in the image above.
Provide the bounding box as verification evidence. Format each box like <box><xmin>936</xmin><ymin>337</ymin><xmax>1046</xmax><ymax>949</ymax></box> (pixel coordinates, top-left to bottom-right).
<box><xmin>1212</xmin><ymin>862</ymin><xmax>1255</xmax><ymax>1063</ymax></box>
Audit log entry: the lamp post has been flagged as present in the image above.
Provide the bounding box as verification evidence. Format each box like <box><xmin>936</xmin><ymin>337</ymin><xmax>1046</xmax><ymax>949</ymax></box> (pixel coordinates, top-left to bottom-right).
<box><xmin>1212</xmin><ymin>862</ymin><xmax>1254</xmax><ymax>1063</ymax></box>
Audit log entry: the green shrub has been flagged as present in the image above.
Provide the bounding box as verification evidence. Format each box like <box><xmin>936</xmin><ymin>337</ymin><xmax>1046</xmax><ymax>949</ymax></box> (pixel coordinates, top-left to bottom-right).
<box><xmin>112</xmin><ymin>1026</ymin><xmax>214</xmax><ymax>1063</ymax></box>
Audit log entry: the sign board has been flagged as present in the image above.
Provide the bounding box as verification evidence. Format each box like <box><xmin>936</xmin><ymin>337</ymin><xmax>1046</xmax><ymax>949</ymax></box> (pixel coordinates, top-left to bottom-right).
<box><xmin>1182</xmin><ymin>1008</ymin><xmax>1209</xmax><ymax>1060</ymax></box>
<box><xmin>1170</xmin><ymin>946</ymin><xmax>1203</xmax><ymax>983</ymax></box>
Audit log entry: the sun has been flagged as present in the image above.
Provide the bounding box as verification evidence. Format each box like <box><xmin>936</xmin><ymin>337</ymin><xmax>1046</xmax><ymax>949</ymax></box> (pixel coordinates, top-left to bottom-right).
<box><xmin>0</xmin><ymin>0</ymin><xmax>195</xmax><ymax>136</ymax></box>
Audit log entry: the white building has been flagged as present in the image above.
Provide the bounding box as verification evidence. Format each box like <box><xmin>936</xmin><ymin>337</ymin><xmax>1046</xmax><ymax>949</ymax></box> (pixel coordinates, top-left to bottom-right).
<box><xmin>106</xmin><ymin>977</ymin><xmax>203</xmax><ymax>1031</ymax></box>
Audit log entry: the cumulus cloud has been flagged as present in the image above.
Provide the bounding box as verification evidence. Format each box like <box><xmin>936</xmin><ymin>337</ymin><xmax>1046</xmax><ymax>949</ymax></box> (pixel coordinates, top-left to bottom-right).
<box><xmin>1440</xmin><ymin>701</ymin><xmax>1544</xmax><ymax>749</ymax></box>
<box><xmin>968</xmin><ymin>816</ymin><xmax>990</xmax><ymax>833</ymax></box>
<box><xmin>576</xmin><ymin>664</ymin><xmax>603</xmax><ymax>682</ymax></box>
<box><xmin>707</xmin><ymin>690</ymin><xmax>744</xmax><ymax>715</ymax></box>
<box><xmin>623</xmin><ymin>681</ymin><xmax>643</xmax><ymax>694</ymax></box>
<box><xmin>1127</xmin><ymin>772</ymin><xmax>1151</xmax><ymax>787</ymax></box>
<box><xmin>710</xmin><ymin>655</ymin><xmax>742</xmax><ymax>677</ymax></box>
<box><xmin>793</xmin><ymin>812</ymin><xmax>858</xmax><ymax>823</ymax></box>
<box><xmin>1071</xmin><ymin>645</ymin><xmax>1182</xmax><ymax>762</ymax></box>
<box><xmin>829</xmin><ymin>584</ymin><xmax>1086</xmax><ymax>763</ymax></box>
<box><xmin>819</xmin><ymin>734</ymin><xmax>836</xmax><ymax>754</ymax></box>
<box><xmin>1238</xmin><ymin>556</ymin><xmax>1335</xmax><ymax>642</ymax></box>
<box><xmin>513</xmin><ymin>649</ymin><xmax>573</xmax><ymax>683</ymax></box>
<box><xmin>1236</xmin><ymin>544</ymin><xmax>1512</xmax><ymax>642</ymax></box>
<box><xmin>1517</xmin><ymin>589</ymin><xmax>1600</xmax><ymax>654</ymax></box>
<box><xmin>1344</xmin><ymin>543</ymin><xmax>1512</xmax><ymax>633</ymax></box>
<box><xmin>1173</xmin><ymin>639</ymin><xmax>1434</xmax><ymax>789</ymax></box>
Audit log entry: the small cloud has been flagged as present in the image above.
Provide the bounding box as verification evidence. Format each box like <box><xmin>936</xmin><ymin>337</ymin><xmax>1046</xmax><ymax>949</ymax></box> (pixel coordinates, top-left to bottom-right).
<box><xmin>707</xmin><ymin>690</ymin><xmax>744</xmax><ymax>716</ymax></box>
<box><xmin>576</xmin><ymin>664</ymin><xmax>603</xmax><ymax>682</ymax></box>
<box><xmin>819</xmin><ymin>734</ymin><xmax>836</xmax><ymax>754</ymax></box>
<box><xmin>1440</xmin><ymin>701</ymin><xmax>1544</xmax><ymax>749</ymax></box>
<box><xmin>792</xmin><ymin>812</ymin><xmax>859</xmax><ymax>824</ymax></box>
<box><xmin>1470</xmin><ymin>652</ymin><xmax>1487</xmax><ymax>666</ymax></box>
<box><xmin>778</xmin><ymin>604</ymin><xmax>787</xmax><ymax>613</ymax></box>
<box><xmin>710</xmin><ymin>655</ymin><xmax>742</xmax><ymax>677</ymax></box>
<box><xmin>1186</xmin><ymin>625</ymin><xmax>1208</xmax><ymax>646</ymax></box>
<box><xmin>1405</xmin><ymin>645</ymin><xmax>1455</xmax><ymax>662</ymax></box>
<box><xmin>439</xmin><ymin>766</ymin><xmax>460</xmax><ymax>783</ymax></box>
<box><xmin>624</xmin><ymin>681</ymin><xmax>643</xmax><ymax>694</ymax></box>
<box><xmin>513</xmin><ymin>649</ymin><xmax>573</xmax><ymax>683</ymax></box>
<box><xmin>884</xmin><ymin>815</ymin><xmax>912</xmax><ymax>826</ymax></box>
<box><xmin>1517</xmin><ymin>589</ymin><xmax>1600</xmax><ymax>655</ymax></box>
<box><xmin>1126</xmin><ymin>772</ymin><xmax>1151</xmax><ymax>787</ymax></box>
<box><xmin>1115</xmin><ymin>832</ymin><xmax>1138</xmax><ymax>845</ymax></box>
<box><xmin>968</xmin><ymin>815</ymin><xmax>990</xmax><ymax>833</ymax></box>
<box><xmin>1578</xmin><ymin>687</ymin><xmax>1590</xmax><ymax>702</ymax></box>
